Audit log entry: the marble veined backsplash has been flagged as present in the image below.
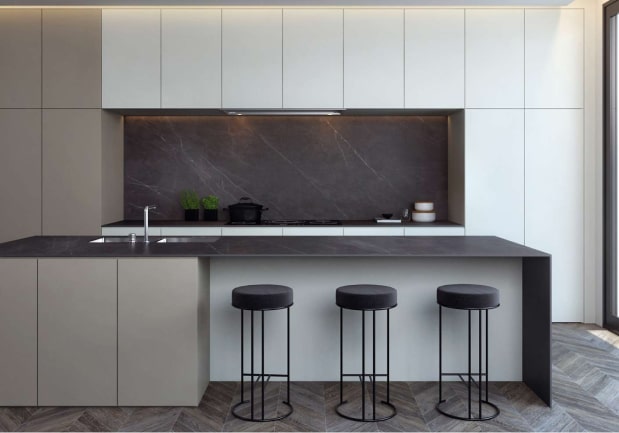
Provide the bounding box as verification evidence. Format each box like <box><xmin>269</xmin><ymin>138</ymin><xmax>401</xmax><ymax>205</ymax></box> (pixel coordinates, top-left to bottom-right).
<box><xmin>124</xmin><ymin>116</ymin><xmax>448</xmax><ymax>221</ymax></box>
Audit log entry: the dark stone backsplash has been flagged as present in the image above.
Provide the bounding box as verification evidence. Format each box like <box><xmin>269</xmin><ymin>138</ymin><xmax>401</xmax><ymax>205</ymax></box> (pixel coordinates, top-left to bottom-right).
<box><xmin>124</xmin><ymin>116</ymin><xmax>448</xmax><ymax>221</ymax></box>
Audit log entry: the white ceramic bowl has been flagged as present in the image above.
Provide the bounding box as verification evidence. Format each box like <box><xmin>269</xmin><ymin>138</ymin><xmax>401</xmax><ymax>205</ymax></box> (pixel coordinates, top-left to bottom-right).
<box><xmin>414</xmin><ymin>201</ymin><xmax>434</xmax><ymax>212</ymax></box>
<box><xmin>412</xmin><ymin>211</ymin><xmax>436</xmax><ymax>223</ymax></box>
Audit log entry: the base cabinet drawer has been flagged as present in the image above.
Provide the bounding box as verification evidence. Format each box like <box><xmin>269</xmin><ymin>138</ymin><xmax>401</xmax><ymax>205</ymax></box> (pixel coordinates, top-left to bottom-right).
<box><xmin>38</xmin><ymin>258</ymin><xmax>117</xmax><ymax>406</ymax></box>
<box><xmin>0</xmin><ymin>259</ymin><xmax>37</xmax><ymax>406</ymax></box>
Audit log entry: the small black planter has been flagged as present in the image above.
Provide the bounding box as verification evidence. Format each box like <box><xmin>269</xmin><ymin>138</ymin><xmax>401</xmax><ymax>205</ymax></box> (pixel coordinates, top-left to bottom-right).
<box><xmin>185</xmin><ymin>209</ymin><xmax>199</xmax><ymax>221</ymax></box>
<box><xmin>204</xmin><ymin>209</ymin><xmax>218</xmax><ymax>221</ymax></box>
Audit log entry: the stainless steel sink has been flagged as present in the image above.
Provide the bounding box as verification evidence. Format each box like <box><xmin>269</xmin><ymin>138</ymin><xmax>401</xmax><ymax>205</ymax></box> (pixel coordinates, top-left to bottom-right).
<box><xmin>89</xmin><ymin>236</ymin><xmax>148</xmax><ymax>243</ymax></box>
<box><xmin>156</xmin><ymin>236</ymin><xmax>220</xmax><ymax>243</ymax></box>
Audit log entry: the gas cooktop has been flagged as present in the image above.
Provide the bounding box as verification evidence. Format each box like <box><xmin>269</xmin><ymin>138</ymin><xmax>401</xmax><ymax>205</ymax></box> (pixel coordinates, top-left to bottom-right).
<box><xmin>228</xmin><ymin>219</ymin><xmax>341</xmax><ymax>226</ymax></box>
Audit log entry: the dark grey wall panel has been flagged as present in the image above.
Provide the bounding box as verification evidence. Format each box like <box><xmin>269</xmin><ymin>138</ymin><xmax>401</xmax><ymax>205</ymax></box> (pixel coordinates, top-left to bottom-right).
<box><xmin>124</xmin><ymin>115</ymin><xmax>448</xmax><ymax>221</ymax></box>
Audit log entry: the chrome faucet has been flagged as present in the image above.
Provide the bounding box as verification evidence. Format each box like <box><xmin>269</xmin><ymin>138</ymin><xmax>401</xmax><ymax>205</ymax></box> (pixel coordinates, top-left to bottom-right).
<box><xmin>144</xmin><ymin>205</ymin><xmax>157</xmax><ymax>243</ymax></box>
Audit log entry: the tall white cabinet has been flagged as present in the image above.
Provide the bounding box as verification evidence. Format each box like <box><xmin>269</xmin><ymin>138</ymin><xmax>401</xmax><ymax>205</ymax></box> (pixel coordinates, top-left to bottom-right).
<box><xmin>283</xmin><ymin>9</ymin><xmax>343</xmax><ymax>109</ymax></box>
<box><xmin>525</xmin><ymin>110</ymin><xmax>584</xmax><ymax>322</ymax></box>
<box><xmin>465</xmin><ymin>109</ymin><xmax>525</xmax><ymax>244</ymax></box>
<box><xmin>102</xmin><ymin>9</ymin><xmax>161</xmax><ymax>109</ymax></box>
<box><xmin>222</xmin><ymin>9</ymin><xmax>282</xmax><ymax>109</ymax></box>
<box><xmin>404</xmin><ymin>9</ymin><xmax>464</xmax><ymax>109</ymax></box>
<box><xmin>161</xmin><ymin>9</ymin><xmax>221</xmax><ymax>108</ymax></box>
<box><xmin>465</xmin><ymin>9</ymin><xmax>524</xmax><ymax>108</ymax></box>
<box><xmin>525</xmin><ymin>9</ymin><xmax>584</xmax><ymax>109</ymax></box>
<box><xmin>344</xmin><ymin>9</ymin><xmax>404</xmax><ymax>108</ymax></box>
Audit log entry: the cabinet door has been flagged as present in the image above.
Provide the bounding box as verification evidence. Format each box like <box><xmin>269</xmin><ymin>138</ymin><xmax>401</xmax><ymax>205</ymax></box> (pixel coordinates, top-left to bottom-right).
<box><xmin>0</xmin><ymin>259</ymin><xmax>37</xmax><ymax>406</ymax></box>
<box><xmin>465</xmin><ymin>109</ymin><xmax>524</xmax><ymax>243</ymax></box>
<box><xmin>222</xmin><ymin>9</ymin><xmax>282</xmax><ymax>109</ymax></box>
<box><xmin>0</xmin><ymin>110</ymin><xmax>41</xmax><ymax>243</ymax></box>
<box><xmin>0</xmin><ymin>9</ymin><xmax>41</xmax><ymax>108</ymax></box>
<box><xmin>283</xmin><ymin>9</ymin><xmax>343</xmax><ymax>109</ymax></box>
<box><xmin>525</xmin><ymin>9</ymin><xmax>583</xmax><ymax>109</ymax></box>
<box><xmin>466</xmin><ymin>9</ymin><xmax>524</xmax><ymax>108</ymax></box>
<box><xmin>525</xmin><ymin>110</ymin><xmax>583</xmax><ymax>322</ymax></box>
<box><xmin>42</xmin><ymin>9</ymin><xmax>102</xmax><ymax>109</ymax></box>
<box><xmin>42</xmin><ymin>109</ymin><xmax>102</xmax><ymax>235</ymax></box>
<box><xmin>102</xmin><ymin>9</ymin><xmax>160</xmax><ymax>108</ymax></box>
<box><xmin>38</xmin><ymin>259</ymin><xmax>117</xmax><ymax>406</ymax></box>
<box><xmin>162</xmin><ymin>9</ymin><xmax>221</xmax><ymax>108</ymax></box>
<box><xmin>344</xmin><ymin>9</ymin><xmax>404</xmax><ymax>108</ymax></box>
<box><xmin>405</xmin><ymin>9</ymin><xmax>464</xmax><ymax>109</ymax></box>
<box><xmin>118</xmin><ymin>258</ymin><xmax>207</xmax><ymax>406</ymax></box>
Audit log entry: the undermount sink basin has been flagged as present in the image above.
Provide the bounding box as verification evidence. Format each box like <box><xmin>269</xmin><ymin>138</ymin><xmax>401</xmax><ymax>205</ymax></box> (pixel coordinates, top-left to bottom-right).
<box><xmin>156</xmin><ymin>236</ymin><xmax>219</xmax><ymax>243</ymax></box>
<box><xmin>89</xmin><ymin>236</ymin><xmax>155</xmax><ymax>243</ymax></box>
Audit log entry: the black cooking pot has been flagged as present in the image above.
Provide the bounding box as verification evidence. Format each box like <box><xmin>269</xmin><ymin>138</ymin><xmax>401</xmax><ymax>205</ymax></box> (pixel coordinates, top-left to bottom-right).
<box><xmin>227</xmin><ymin>197</ymin><xmax>268</xmax><ymax>224</ymax></box>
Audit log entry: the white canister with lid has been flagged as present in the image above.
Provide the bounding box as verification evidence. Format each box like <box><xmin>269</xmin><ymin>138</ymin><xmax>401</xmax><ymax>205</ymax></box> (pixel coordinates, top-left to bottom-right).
<box><xmin>412</xmin><ymin>211</ymin><xmax>436</xmax><ymax>222</ymax></box>
<box><xmin>414</xmin><ymin>201</ymin><xmax>434</xmax><ymax>212</ymax></box>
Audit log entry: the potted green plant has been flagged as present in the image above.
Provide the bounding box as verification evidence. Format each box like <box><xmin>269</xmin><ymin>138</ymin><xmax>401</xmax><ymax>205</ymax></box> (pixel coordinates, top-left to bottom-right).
<box><xmin>201</xmin><ymin>195</ymin><xmax>219</xmax><ymax>221</ymax></box>
<box><xmin>180</xmin><ymin>190</ymin><xmax>200</xmax><ymax>221</ymax></box>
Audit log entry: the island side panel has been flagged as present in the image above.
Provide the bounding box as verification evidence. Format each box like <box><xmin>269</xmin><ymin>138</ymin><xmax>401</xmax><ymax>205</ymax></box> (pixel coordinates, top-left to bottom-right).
<box><xmin>209</xmin><ymin>257</ymin><xmax>522</xmax><ymax>382</ymax></box>
<box><xmin>0</xmin><ymin>259</ymin><xmax>37</xmax><ymax>406</ymax></box>
<box><xmin>522</xmin><ymin>256</ymin><xmax>552</xmax><ymax>406</ymax></box>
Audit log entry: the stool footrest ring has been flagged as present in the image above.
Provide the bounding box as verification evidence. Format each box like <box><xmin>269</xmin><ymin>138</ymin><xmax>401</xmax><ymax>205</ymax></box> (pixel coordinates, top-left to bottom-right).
<box><xmin>231</xmin><ymin>400</ymin><xmax>293</xmax><ymax>422</ymax></box>
<box><xmin>435</xmin><ymin>399</ymin><xmax>500</xmax><ymax>421</ymax></box>
<box><xmin>335</xmin><ymin>400</ymin><xmax>397</xmax><ymax>423</ymax></box>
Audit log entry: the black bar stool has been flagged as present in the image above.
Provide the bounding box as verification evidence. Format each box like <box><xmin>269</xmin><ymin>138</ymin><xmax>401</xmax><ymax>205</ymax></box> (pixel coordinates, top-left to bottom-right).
<box><xmin>335</xmin><ymin>284</ymin><xmax>397</xmax><ymax>422</ymax></box>
<box><xmin>436</xmin><ymin>284</ymin><xmax>501</xmax><ymax>421</ymax></box>
<box><xmin>231</xmin><ymin>284</ymin><xmax>294</xmax><ymax>422</ymax></box>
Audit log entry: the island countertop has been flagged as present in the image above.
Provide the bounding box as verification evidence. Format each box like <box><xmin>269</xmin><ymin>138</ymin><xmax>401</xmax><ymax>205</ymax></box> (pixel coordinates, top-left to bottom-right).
<box><xmin>0</xmin><ymin>235</ymin><xmax>549</xmax><ymax>258</ymax></box>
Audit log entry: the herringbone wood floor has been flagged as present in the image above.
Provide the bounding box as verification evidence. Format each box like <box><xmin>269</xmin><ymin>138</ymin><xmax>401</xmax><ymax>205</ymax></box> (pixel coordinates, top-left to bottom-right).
<box><xmin>1</xmin><ymin>324</ymin><xmax>619</xmax><ymax>432</ymax></box>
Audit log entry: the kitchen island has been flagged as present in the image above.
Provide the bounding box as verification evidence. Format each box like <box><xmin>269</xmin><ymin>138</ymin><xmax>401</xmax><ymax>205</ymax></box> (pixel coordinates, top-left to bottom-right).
<box><xmin>0</xmin><ymin>236</ymin><xmax>550</xmax><ymax>407</ymax></box>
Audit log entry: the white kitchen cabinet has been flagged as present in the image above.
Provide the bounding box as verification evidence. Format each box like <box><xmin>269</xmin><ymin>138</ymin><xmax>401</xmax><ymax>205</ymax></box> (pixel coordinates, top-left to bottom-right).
<box><xmin>38</xmin><ymin>259</ymin><xmax>117</xmax><ymax>406</ymax></box>
<box><xmin>465</xmin><ymin>9</ymin><xmax>524</xmax><ymax>108</ymax></box>
<box><xmin>0</xmin><ymin>259</ymin><xmax>37</xmax><ymax>406</ymax></box>
<box><xmin>162</xmin><ymin>9</ymin><xmax>221</xmax><ymax>108</ymax></box>
<box><xmin>404</xmin><ymin>226</ymin><xmax>465</xmax><ymax>236</ymax></box>
<box><xmin>405</xmin><ymin>9</ymin><xmax>464</xmax><ymax>109</ymax></box>
<box><xmin>118</xmin><ymin>258</ymin><xmax>209</xmax><ymax>406</ymax></box>
<box><xmin>222</xmin><ymin>9</ymin><xmax>282</xmax><ymax>109</ymax></box>
<box><xmin>102</xmin><ymin>9</ymin><xmax>160</xmax><ymax>108</ymax></box>
<box><xmin>344</xmin><ymin>9</ymin><xmax>404</xmax><ymax>108</ymax></box>
<box><xmin>221</xmin><ymin>226</ymin><xmax>283</xmax><ymax>236</ymax></box>
<box><xmin>283</xmin><ymin>9</ymin><xmax>343</xmax><ymax>109</ymax></box>
<box><xmin>465</xmin><ymin>109</ymin><xmax>524</xmax><ymax>244</ymax></box>
<box><xmin>282</xmin><ymin>226</ymin><xmax>344</xmax><ymax>236</ymax></box>
<box><xmin>525</xmin><ymin>9</ymin><xmax>583</xmax><ymax>109</ymax></box>
<box><xmin>343</xmin><ymin>226</ymin><xmax>405</xmax><ymax>236</ymax></box>
<box><xmin>525</xmin><ymin>109</ymin><xmax>583</xmax><ymax>322</ymax></box>
<box><xmin>161</xmin><ymin>226</ymin><xmax>222</xmax><ymax>237</ymax></box>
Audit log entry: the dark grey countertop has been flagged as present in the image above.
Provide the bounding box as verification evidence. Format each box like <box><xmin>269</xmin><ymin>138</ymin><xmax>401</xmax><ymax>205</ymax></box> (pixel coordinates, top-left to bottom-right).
<box><xmin>102</xmin><ymin>219</ymin><xmax>463</xmax><ymax>228</ymax></box>
<box><xmin>0</xmin><ymin>236</ymin><xmax>549</xmax><ymax>258</ymax></box>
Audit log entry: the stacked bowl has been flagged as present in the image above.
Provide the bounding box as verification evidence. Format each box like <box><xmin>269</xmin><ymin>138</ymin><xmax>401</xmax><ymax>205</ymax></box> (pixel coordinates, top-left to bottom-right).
<box><xmin>412</xmin><ymin>201</ymin><xmax>436</xmax><ymax>222</ymax></box>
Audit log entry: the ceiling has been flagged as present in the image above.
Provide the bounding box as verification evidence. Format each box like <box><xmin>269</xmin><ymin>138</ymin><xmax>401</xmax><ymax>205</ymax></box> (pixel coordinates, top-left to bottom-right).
<box><xmin>0</xmin><ymin>0</ymin><xmax>575</xmax><ymax>5</ymax></box>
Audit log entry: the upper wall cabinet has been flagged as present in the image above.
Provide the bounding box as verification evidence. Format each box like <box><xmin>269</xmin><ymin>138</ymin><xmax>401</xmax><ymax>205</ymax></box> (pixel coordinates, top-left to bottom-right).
<box><xmin>222</xmin><ymin>9</ymin><xmax>282</xmax><ymax>109</ymax></box>
<box><xmin>162</xmin><ymin>9</ymin><xmax>221</xmax><ymax>109</ymax></box>
<box><xmin>283</xmin><ymin>9</ymin><xmax>343</xmax><ymax>109</ymax></box>
<box><xmin>0</xmin><ymin>10</ymin><xmax>41</xmax><ymax>108</ymax></box>
<box><xmin>466</xmin><ymin>9</ymin><xmax>524</xmax><ymax>108</ymax></box>
<box><xmin>525</xmin><ymin>9</ymin><xmax>583</xmax><ymax>109</ymax></box>
<box><xmin>102</xmin><ymin>9</ymin><xmax>161</xmax><ymax>109</ymax></box>
<box><xmin>405</xmin><ymin>9</ymin><xmax>464</xmax><ymax>109</ymax></box>
<box><xmin>42</xmin><ymin>9</ymin><xmax>102</xmax><ymax>109</ymax></box>
<box><xmin>344</xmin><ymin>9</ymin><xmax>404</xmax><ymax>108</ymax></box>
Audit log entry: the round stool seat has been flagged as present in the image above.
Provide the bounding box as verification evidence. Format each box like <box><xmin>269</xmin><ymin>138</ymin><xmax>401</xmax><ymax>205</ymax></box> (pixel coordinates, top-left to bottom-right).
<box><xmin>336</xmin><ymin>284</ymin><xmax>397</xmax><ymax>310</ymax></box>
<box><xmin>232</xmin><ymin>284</ymin><xmax>293</xmax><ymax>311</ymax></box>
<box><xmin>437</xmin><ymin>284</ymin><xmax>499</xmax><ymax>310</ymax></box>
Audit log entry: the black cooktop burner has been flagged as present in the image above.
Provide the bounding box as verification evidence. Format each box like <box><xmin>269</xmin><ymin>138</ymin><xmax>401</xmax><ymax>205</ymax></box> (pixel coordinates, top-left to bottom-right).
<box><xmin>228</xmin><ymin>219</ymin><xmax>342</xmax><ymax>226</ymax></box>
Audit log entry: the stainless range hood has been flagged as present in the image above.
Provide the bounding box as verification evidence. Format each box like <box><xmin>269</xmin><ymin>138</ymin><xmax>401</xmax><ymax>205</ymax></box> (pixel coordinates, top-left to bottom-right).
<box><xmin>225</xmin><ymin>110</ymin><xmax>342</xmax><ymax>116</ymax></box>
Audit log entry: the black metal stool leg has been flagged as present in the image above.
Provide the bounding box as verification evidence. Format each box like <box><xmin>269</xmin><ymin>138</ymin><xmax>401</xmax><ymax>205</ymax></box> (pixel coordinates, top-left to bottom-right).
<box><xmin>468</xmin><ymin>310</ymin><xmax>471</xmax><ymax>419</ymax></box>
<box><xmin>387</xmin><ymin>308</ymin><xmax>390</xmax><ymax>404</ymax></box>
<box><xmin>241</xmin><ymin>309</ymin><xmax>244</xmax><ymax>404</ymax></box>
<box><xmin>486</xmin><ymin>309</ymin><xmax>489</xmax><ymax>402</ymax></box>
<box><xmin>261</xmin><ymin>310</ymin><xmax>265</xmax><ymax>420</ymax></box>
<box><xmin>361</xmin><ymin>310</ymin><xmax>365</xmax><ymax>421</ymax></box>
<box><xmin>287</xmin><ymin>306</ymin><xmax>290</xmax><ymax>405</ymax></box>
<box><xmin>439</xmin><ymin>306</ymin><xmax>442</xmax><ymax>402</ymax></box>
<box><xmin>372</xmin><ymin>310</ymin><xmax>376</xmax><ymax>421</ymax></box>
<box><xmin>251</xmin><ymin>310</ymin><xmax>255</xmax><ymax>420</ymax></box>
<box><xmin>479</xmin><ymin>309</ymin><xmax>482</xmax><ymax>419</ymax></box>
<box><xmin>340</xmin><ymin>307</ymin><xmax>344</xmax><ymax>405</ymax></box>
